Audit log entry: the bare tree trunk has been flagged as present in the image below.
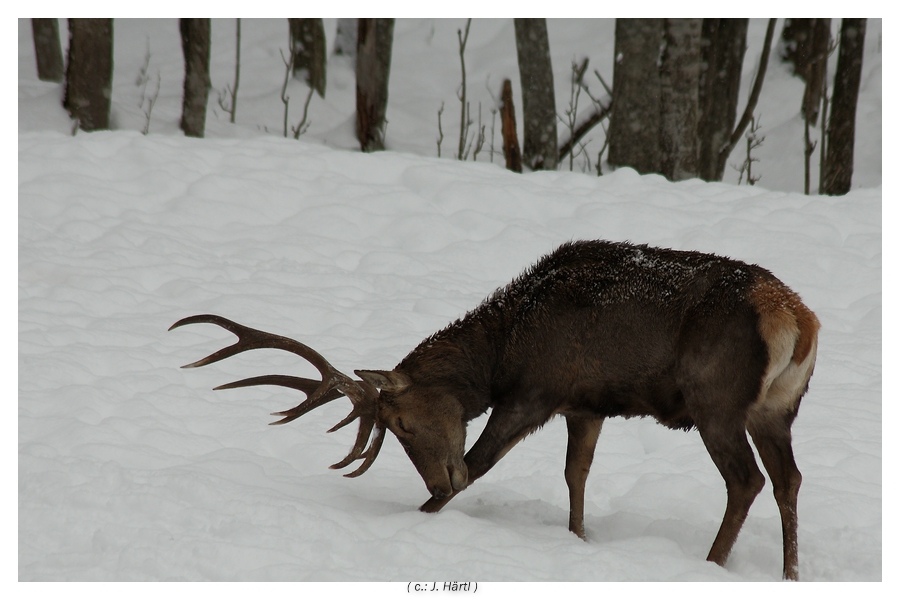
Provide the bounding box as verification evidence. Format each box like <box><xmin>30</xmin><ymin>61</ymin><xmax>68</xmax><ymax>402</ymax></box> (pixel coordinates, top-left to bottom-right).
<box><xmin>801</xmin><ymin>19</ymin><xmax>832</xmax><ymax>125</ymax></box>
<box><xmin>718</xmin><ymin>19</ymin><xmax>777</xmax><ymax>179</ymax></box>
<box><xmin>780</xmin><ymin>18</ymin><xmax>832</xmax><ymax>124</ymax></box>
<box><xmin>333</xmin><ymin>18</ymin><xmax>357</xmax><ymax>58</ymax></box>
<box><xmin>64</xmin><ymin>19</ymin><xmax>113</xmax><ymax>131</ymax></box>
<box><xmin>698</xmin><ymin>18</ymin><xmax>748</xmax><ymax>182</ymax></box>
<box><xmin>513</xmin><ymin>18</ymin><xmax>558</xmax><ymax>170</ymax></box>
<box><xmin>356</xmin><ymin>19</ymin><xmax>394</xmax><ymax>152</ymax></box>
<box><xmin>779</xmin><ymin>19</ymin><xmax>814</xmax><ymax>75</ymax></box>
<box><xmin>179</xmin><ymin>18</ymin><xmax>211</xmax><ymax>138</ymax></box>
<box><xmin>607</xmin><ymin>18</ymin><xmax>663</xmax><ymax>174</ymax></box>
<box><xmin>289</xmin><ymin>18</ymin><xmax>326</xmax><ymax>98</ymax></box>
<box><xmin>659</xmin><ymin>18</ymin><xmax>701</xmax><ymax>181</ymax></box>
<box><xmin>500</xmin><ymin>78</ymin><xmax>522</xmax><ymax>173</ymax></box>
<box><xmin>32</xmin><ymin>18</ymin><xmax>64</xmax><ymax>82</ymax></box>
<box><xmin>822</xmin><ymin>19</ymin><xmax>867</xmax><ymax>196</ymax></box>
<box><xmin>456</xmin><ymin>19</ymin><xmax>472</xmax><ymax>161</ymax></box>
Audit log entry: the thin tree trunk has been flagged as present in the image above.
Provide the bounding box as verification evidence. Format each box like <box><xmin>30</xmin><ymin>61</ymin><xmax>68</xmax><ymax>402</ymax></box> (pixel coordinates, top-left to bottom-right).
<box><xmin>289</xmin><ymin>18</ymin><xmax>326</xmax><ymax>98</ymax></box>
<box><xmin>32</xmin><ymin>18</ymin><xmax>64</xmax><ymax>82</ymax></box>
<box><xmin>718</xmin><ymin>18</ymin><xmax>777</xmax><ymax>179</ymax></box>
<box><xmin>659</xmin><ymin>18</ymin><xmax>702</xmax><ymax>181</ymax></box>
<box><xmin>822</xmin><ymin>19</ymin><xmax>867</xmax><ymax>195</ymax></box>
<box><xmin>779</xmin><ymin>19</ymin><xmax>815</xmax><ymax>77</ymax></box>
<box><xmin>231</xmin><ymin>19</ymin><xmax>241</xmax><ymax>123</ymax></box>
<box><xmin>801</xmin><ymin>19</ymin><xmax>832</xmax><ymax>125</ymax></box>
<box><xmin>356</xmin><ymin>18</ymin><xmax>394</xmax><ymax>152</ymax></box>
<box><xmin>333</xmin><ymin>18</ymin><xmax>357</xmax><ymax>58</ymax></box>
<box><xmin>64</xmin><ymin>19</ymin><xmax>113</xmax><ymax>131</ymax></box>
<box><xmin>514</xmin><ymin>18</ymin><xmax>558</xmax><ymax>170</ymax></box>
<box><xmin>607</xmin><ymin>18</ymin><xmax>663</xmax><ymax>174</ymax></box>
<box><xmin>179</xmin><ymin>18</ymin><xmax>211</xmax><ymax>138</ymax></box>
<box><xmin>457</xmin><ymin>19</ymin><xmax>472</xmax><ymax>161</ymax></box>
<box><xmin>500</xmin><ymin>78</ymin><xmax>522</xmax><ymax>173</ymax></box>
<box><xmin>780</xmin><ymin>18</ymin><xmax>832</xmax><ymax>125</ymax></box>
<box><xmin>698</xmin><ymin>18</ymin><xmax>748</xmax><ymax>182</ymax></box>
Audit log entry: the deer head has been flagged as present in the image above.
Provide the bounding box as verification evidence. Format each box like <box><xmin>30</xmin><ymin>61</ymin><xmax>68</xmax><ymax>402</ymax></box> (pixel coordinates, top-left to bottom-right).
<box><xmin>357</xmin><ymin>369</ymin><xmax>468</xmax><ymax>498</ymax></box>
<box><xmin>169</xmin><ymin>314</ymin><xmax>468</xmax><ymax>498</ymax></box>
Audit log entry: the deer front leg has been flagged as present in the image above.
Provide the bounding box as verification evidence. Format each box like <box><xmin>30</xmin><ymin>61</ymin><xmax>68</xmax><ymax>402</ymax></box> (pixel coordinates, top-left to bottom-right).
<box><xmin>419</xmin><ymin>402</ymin><xmax>554</xmax><ymax>513</ymax></box>
<box><xmin>564</xmin><ymin>415</ymin><xmax>604</xmax><ymax>540</ymax></box>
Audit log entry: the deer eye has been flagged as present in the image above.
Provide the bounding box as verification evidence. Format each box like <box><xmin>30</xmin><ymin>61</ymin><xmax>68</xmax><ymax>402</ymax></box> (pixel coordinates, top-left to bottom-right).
<box><xmin>396</xmin><ymin>418</ymin><xmax>412</xmax><ymax>436</ymax></box>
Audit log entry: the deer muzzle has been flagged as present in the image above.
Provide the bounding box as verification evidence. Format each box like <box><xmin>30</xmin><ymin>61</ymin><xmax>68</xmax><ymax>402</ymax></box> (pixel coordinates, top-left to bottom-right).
<box><xmin>449</xmin><ymin>462</ymin><xmax>468</xmax><ymax>491</ymax></box>
<box><xmin>426</xmin><ymin>461</ymin><xmax>468</xmax><ymax>500</ymax></box>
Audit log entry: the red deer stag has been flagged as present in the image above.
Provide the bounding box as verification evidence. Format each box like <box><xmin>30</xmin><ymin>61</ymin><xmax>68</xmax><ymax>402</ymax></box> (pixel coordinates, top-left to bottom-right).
<box><xmin>170</xmin><ymin>240</ymin><xmax>819</xmax><ymax>580</ymax></box>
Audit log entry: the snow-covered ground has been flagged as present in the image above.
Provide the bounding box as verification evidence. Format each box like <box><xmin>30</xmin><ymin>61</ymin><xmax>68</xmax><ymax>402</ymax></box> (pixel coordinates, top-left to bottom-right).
<box><xmin>19</xmin><ymin>19</ymin><xmax>881</xmax><ymax>583</ymax></box>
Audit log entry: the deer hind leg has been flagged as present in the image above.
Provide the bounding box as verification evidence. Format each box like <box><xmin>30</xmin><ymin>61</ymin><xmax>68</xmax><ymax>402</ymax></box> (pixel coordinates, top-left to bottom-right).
<box><xmin>745</xmin><ymin>353</ymin><xmax>814</xmax><ymax>581</ymax></box>
<box><xmin>695</xmin><ymin>411</ymin><xmax>766</xmax><ymax>569</ymax></box>
<box><xmin>745</xmin><ymin>302</ymin><xmax>816</xmax><ymax>581</ymax></box>
<box><xmin>564</xmin><ymin>415</ymin><xmax>604</xmax><ymax>540</ymax></box>
<box><xmin>747</xmin><ymin>412</ymin><xmax>801</xmax><ymax>581</ymax></box>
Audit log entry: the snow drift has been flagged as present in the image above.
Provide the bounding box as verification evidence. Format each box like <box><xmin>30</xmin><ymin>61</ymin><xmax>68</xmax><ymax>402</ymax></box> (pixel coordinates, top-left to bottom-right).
<box><xmin>19</xmin><ymin>130</ymin><xmax>880</xmax><ymax>581</ymax></box>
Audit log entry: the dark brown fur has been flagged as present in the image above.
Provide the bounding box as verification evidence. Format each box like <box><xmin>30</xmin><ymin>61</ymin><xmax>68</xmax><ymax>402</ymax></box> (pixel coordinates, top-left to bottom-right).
<box><xmin>369</xmin><ymin>241</ymin><xmax>818</xmax><ymax>580</ymax></box>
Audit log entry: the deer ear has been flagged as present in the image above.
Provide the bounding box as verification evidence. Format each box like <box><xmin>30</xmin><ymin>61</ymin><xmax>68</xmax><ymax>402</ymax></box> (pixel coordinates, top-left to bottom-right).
<box><xmin>355</xmin><ymin>370</ymin><xmax>411</xmax><ymax>393</ymax></box>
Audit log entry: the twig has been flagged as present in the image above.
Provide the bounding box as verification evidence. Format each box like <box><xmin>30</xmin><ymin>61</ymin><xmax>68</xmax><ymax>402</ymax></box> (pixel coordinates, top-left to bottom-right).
<box><xmin>817</xmin><ymin>38</ymin><xmax>836</xmax><ymax>193</ymax></box>
<box><xmin>135</xmin><ymin>38</ymin><xmax>151</xmax><ymax>105</ymax></box>
<box><xmin>736</xmin><ymin>115</ymin><xmax>764</xmax><ymax>185</ymax></box>
<box><xmin>457</xmin><ymin>18</ymin><xmax>472</xmax><ymax>160</ymax></box>
<box><xmin>804</xmin><ymin>117</ymin><xmax>816</xmax><ymax>194</ymax></box>
<box><xmin>718</xmin><ymin>18</ymin><xmax>777</xmax><ymax>174</ymax></box>
<box><xmin>489</xmin><ymin>107</ymin><xmax>497</xmax><ymax>163</ymax></box>
<box><xmin>136</xmin><ymin>39</ymin><xmax>159</xmax><ymax>135</ymax></box>
<box><xmin>280</xmin><ymin>48</ymin><xmax>292</xmax><ymax>138</ymax></box>
<box><xmin>472</xmin><ymin>102</ymin><xmax>485</xmax><ymax>161</ymax></box>
<box><xmin>231</xmin><ymin>19</ymin><xmax>241</xmax><ymax>123</ymax></box>
<box><xmin>558</xmin><ymin>58</ymin><xmax>588</xmax><ymax>170</ymax></box>
<box><xmin>462</xmin><ymin>102</ymin><xmax>473</xmax><ymax>159</ymax></box>
<box><xmin>558</xmin><ymin>103</ymin><xmax>611</xmax><ymax>163</ymax></box>
<box><xmin>292</xmin><ymin>84</ymin><xmax>315</xmax><ymax>139</ymax></box>
<box><xmin>558</xmin><ymin>58</ymin><xmax>613</xmax><ymax>166</ymax></box>
<box><xmin>595</xmin><ymin>123</ymin><xmax>610</xmax><ymax>176</ymax></box>
<box><xmin>437</xmin><ymin>102</ymin><xmax>445</xmax><ymax>157</ymax></box>
<box><xmin>593</xmin><ymin>69</ymin><xmax>613</xmax><ymax>98</ymax></box>
<box><xmin>141</xmin><ymin>71</ymin><xmax>160</xmax><ymax>135</ymax></box>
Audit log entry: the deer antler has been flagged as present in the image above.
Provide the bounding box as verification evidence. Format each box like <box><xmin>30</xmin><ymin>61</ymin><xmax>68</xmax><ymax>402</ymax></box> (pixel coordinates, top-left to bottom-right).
<box><xmin>169</xmin><ymin>314</ymin><xmax>385</xmax><ymax>477</ymax></box>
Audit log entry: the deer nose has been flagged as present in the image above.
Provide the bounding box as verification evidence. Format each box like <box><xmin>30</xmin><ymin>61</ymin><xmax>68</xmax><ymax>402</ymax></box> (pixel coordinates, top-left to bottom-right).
<box><xmin>449</xmin><ymin>464</ymin><xmax>468</xmax><ymax>491</ymax></box>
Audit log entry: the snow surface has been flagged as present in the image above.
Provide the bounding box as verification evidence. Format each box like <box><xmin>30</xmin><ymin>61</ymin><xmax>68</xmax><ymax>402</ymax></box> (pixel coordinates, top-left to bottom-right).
<box><xmin>18</xmin><ymin>18</ymin><xmax>881</xmax><ymax>583</ymax></box>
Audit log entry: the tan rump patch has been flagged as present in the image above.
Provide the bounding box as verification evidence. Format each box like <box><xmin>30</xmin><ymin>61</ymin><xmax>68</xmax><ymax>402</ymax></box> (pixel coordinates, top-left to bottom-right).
<box><xmin>749</xmin><ymin>276</ymin><xmax>820</xmax><ymax>367</ymax></box>
<box><xmin>748</xmin><ymin>275</ymin><xmax>819</xmax><ymax>416</ymax></box>
<box><xmin>791</xmin><ymin>303</ymin><xmax>820</xmax><ymax>365</ymax></box>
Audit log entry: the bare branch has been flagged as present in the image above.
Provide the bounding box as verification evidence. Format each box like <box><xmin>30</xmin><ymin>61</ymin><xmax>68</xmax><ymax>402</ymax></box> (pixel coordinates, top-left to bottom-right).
<box><xmin>457</xmin><ymin>18</ymin><xmax>473</xmax><ymax>160</ymax></box>
<box><xmin>471</xmin><ymin>103</ymin><xmax>485</xmax><ymax>161</ymax></box>
<box><xmin>231</xmin><ymin>18</ymin><xmax>241</xmax><ymax>123</ymax></box>
<box><xmin>280</xmin><ymin>47</ymin><xmax>292</xmax><ymax>138</ymax></box>
<box><xmin>594</xmin><ymin>69</ymin><xmax>613</xmax><ymax>98</ymax></box>
<box><xmin>718</xmin><ymin>18</ymin><xmax>776</xmax><ymax>172</ymax></box>
<box><xmin>558</xmin><ymin>102</ymin><xmax>611</xmax><ymax>164</ymax></box>
<box><xmin>437</xmin><ymin>102</ymin><xmax>445</xmax><ymax>158</ymax></box>
<box><xmin>292</xmin><ymin>84</ymin><xmax>315</xmax><ymax>139</ymax></box>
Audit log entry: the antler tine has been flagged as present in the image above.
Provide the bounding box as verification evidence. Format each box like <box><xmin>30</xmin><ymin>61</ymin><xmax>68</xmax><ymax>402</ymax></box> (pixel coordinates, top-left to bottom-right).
<box><xmin>213</xmin><ymin>374</ymin><xmax>345</xmax><ymax>425</ymax></box>
<box><xmin>170</xmin><ymin>314</ymin><xmax>359</xmax><ymax>401</ymax></box>
<box><xmin>343</xmin><ymin>426</ymin><xmax>386</xmax><ymax>478</ymax></box>
<box><xmin>169</xmin><ymin>314</ymin><xmax>333</xmax><ymax>374</ymax></box>
<box><xmin>171</xmin><ymin>314</ymin><xmax>385</xmax><ymax>475</ymax></box>
<box><xmin>329</xmin><ymin>413</ymin><xmax>375</xmax><ymax>469</ymax></box>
